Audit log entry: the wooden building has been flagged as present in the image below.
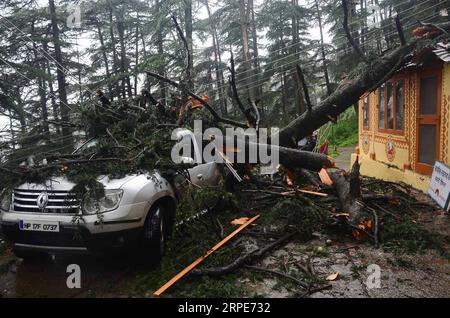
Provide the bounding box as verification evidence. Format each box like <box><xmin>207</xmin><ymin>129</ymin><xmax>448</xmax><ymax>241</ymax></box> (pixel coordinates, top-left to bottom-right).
<box><xmin>352</xmin><ymin>42</ymin><xmax>450</xmax><ymax>192</ymax></box>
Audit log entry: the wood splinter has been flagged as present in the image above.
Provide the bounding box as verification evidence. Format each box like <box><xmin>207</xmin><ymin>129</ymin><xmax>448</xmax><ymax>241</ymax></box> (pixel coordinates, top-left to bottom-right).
<box><xmin>153</xmin><ymin>214</ymin><xmax>260</xmax><ymax>297</ymax></box>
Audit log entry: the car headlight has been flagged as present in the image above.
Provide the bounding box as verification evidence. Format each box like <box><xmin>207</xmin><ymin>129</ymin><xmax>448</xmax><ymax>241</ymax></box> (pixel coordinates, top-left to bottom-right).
<box><xmin>82</xmin><ymin>189</ymin><xmax>123</xmax><ymax>215</ymax></box>
<box><xmin>0</xmin><ymin>190</ymin><xmax>12</xmax><ymax>212</ymax></box>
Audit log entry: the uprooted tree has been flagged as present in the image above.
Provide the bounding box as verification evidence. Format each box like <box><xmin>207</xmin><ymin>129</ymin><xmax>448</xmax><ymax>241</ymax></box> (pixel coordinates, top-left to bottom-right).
<box><xmin>1</xmin><ymin>1</ymin><xmax>449</xmax><ymax>240</ymax></box>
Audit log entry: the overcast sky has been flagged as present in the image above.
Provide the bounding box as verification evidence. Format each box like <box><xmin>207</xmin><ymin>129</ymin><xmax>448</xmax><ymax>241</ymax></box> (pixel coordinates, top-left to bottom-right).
<box><xmin>0</xmin><ymin>0</ymin><xmax>331</xmax><ymax>136</ymax></box>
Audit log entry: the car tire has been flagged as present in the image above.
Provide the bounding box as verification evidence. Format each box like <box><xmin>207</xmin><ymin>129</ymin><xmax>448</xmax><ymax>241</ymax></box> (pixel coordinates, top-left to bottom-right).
<box><xmin>12</xmin><ymin>249</ymin><xmax>47</xmax><ymax>262</ymax></box>
<box><xmin>141</xmin><ymin>204</ymin><xmax>166</xmax><ymax>263</ymax></box>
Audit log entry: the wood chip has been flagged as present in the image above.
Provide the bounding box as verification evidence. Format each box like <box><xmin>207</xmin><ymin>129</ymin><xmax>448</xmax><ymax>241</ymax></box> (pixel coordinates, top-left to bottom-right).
<box><xmin>326</xmin><ymin>272</ymin><xmax>339</xmax><ymax>281</ymax></box>
<box><xmin>319</xmin><ymin>168</ymin><xmax>333</xmax><ymax>186</ymax></box>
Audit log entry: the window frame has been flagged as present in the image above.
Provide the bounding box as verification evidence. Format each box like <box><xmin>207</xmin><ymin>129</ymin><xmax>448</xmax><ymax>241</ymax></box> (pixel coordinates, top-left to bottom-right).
<box><xmin>377</xmin><ymin>75</ymin><xmax>406</xmax><ymax>135</ymax></box>
<box><xmin>361</xmin><ymin>94</ymin><xmax>370</xmax><ymax>131</ymax></box>
<box><xmin>415</xmin><ymin>65</ymin><xmax>442</xmax><ymax>175</ymax></box>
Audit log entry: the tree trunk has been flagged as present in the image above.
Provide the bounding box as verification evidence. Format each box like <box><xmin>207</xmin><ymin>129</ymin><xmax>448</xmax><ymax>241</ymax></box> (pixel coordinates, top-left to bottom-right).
<box><xmin>281</xmin><ymin>72</ymin><xmax>287</xmax><ymax>116</ymax></box>
<box><xmin>155</xmin><ymin>0</ymin><xmax>166</xmax><ymax>102</ymax></box>
<box><xmin>48</xmin><ymin>0</ymin><xmax>71</xmax><ymax>143</ymax></box>
<box><xmin>360</xmin><ymin>0</ymin><xmax>366</xmax><ymax>53</ymax></box>
<box><xmin>249</xmin><ymin>0</ymin><xmax>260</xmax><ymax>102</ymax></box>
<box><xmin>117</xmin><ymin>13</ymin><xmax>133</xmax><ymax>98</ymax></box>
<box><xmin>43</xmin><ymin>43</ymin><xmax>60</xmax><ymax>135</ymax></box>
<box><xmin>8</xmin><ymin>110</ymin><xmax>15</xmax><ymax>150</ymax></box>
<box><xmin>238</xmin><ymin>0</ymin><xmax>254</xmax><ymax>101</ymax></box>
<box><xmin>96</xmin><ymin>21</ymin><xmax>112</xmax><ymax>96</ymax></box>
<box><xmin>134</xmin><ymin>13</ymin><xmax>139</xmax><ymax>96</ymax></box>
<box><xmin>315</xmin><ymin>0</ymin><xmax>332</xmax><ymax>96</ymax></box>
<box><xmin>291</xmin><ymin>0</ymin><xmax>302</xmax><ymax>114</ymax></box>
<box><xmin>331</xmin><ymin>159</ymin><xmax>368</xmax><ymax>226</ymax></box>
<box><xmin>184</xmin><ymin>0</ymin><xmax>194</xmax><ymax>90</ymax></box>
<box><xmin>108</xmin><ymin>5</ymin><xmax>119</xmax><ymax>100</ymax></box>
<box><xmin>205</xmin><ymin>0</ymin><xmax>227</xmax><ymax>115</ymax></box>
<box><xmin>31</xmin><ymin>20</ymin><xmax>49</xmax><ymax>133</ymax></box>
<box><xmin>278</xmin><ymin>39</ymin><xmax>423</xmax><ymax>147</ymax></box>
<box><xmin>14</xmin><ymin>87</ymin><xmax>27</xmax><ymax>134</ymax></box>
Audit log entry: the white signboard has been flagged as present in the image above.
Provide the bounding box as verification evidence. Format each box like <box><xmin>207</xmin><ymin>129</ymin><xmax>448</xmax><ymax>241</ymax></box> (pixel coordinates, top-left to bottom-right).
<box><xmin>428</xmin><ymin>161</ymin><xmax>450</xmax><ymax>211</ymax></box>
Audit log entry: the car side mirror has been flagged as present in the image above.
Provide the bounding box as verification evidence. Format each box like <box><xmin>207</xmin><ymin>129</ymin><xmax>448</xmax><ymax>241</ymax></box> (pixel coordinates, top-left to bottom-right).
<box><xmin>181</xmin><ymin>157</ymin><xmax>195</xmax><ymax>165</ymax></box>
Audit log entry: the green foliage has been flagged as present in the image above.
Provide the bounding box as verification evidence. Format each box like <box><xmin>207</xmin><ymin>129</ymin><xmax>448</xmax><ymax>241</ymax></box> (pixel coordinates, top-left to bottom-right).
<box><xmin>269</xmin><ymin>196</ymin><xmax>331</xmax><ymax>239</ymax></box>
<box><xmin>317</xmin><ymin>108</ymin><xmax>358</xmax><ymax>150</ymax></box>
<box><xmin>382</xmin><ymin>215</ymin><xmax>449</xmax><ymax>256</ymax></box>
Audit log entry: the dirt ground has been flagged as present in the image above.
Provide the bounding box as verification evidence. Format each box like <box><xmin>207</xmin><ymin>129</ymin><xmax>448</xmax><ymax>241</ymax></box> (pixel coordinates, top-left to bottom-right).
<box><xmin>241</xmin><ymin>236</ymin><xmax>449</xmax><ymax>298</ymax></box>
<box><xmin>1</xmin><ymin>220</ymin><xmax>449</xmax><ymax>298</ymax></box>
<box><xmin>0</xmin><ymin>188</ymin><xmax>449</xmax><ymax>298</ymax></box>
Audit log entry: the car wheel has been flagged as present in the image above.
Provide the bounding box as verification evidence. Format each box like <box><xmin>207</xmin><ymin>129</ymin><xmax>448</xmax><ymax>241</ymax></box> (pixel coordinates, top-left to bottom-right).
<box><xmin>12</xmin><ymin>249</ymin><xmax>47</xmax><ymax>262</ymax></box>
<box><xmin>141</xmin><ymin>204</ymin><xmax>166</xmax><ymax>263</ymax></box>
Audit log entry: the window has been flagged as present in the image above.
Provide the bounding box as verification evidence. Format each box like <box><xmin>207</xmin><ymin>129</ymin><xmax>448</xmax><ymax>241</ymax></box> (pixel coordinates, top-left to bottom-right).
<box><xmin>416</xmin><ymin>69</ymin><xmax>441</xmax><ymax>175</ymax></box>
<box><xmin>363</xmin><ymin>96</ymin><xmax>369</xmax><ymax>129</ymax></box>
<box><xmin>379</xmin><ymin>84</ymin><xmax>385</xmax><ymax>129</ymax></box>
<box><xmin>378</xmin><ymin>79</ymin><xmax>404</xmax><ymax>133</ymax></box>
<box><xmin>396</xmin><ymin>80</ymin><xmax>404</xmax><ymax>130</ymax></box>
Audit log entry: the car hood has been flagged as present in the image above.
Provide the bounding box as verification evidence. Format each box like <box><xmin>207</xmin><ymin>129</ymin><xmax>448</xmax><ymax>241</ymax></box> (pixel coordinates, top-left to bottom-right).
<box><xmin>15</xmin><ymin>175</ymin><xmax>140</xmax><ymax>192</ymax></box>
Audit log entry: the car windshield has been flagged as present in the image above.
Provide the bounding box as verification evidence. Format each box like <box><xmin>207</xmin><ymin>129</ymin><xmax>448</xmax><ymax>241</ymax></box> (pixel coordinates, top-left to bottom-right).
<box><xmin>73</xmin><ymin>139</ymin><xmax>99</xmax><ymax>155</ymax></box>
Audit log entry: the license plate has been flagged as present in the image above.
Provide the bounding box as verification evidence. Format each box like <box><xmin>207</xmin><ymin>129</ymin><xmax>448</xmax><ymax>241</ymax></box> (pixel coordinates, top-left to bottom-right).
<box><xmin>19</xmin><ymin>220</ymin><xmax>60</xmax><ymax>232</ymax></box>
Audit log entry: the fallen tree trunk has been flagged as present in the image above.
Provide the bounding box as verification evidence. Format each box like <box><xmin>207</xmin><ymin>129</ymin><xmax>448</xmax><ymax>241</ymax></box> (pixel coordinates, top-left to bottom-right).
<box><xmin>219</xmin><ymin>137</ymin><xmax>334</xmax><ymax>172</ymax></box>
<box><xmin>278</xmin><ymin>23</ymin><xmax>450</xmax><ymax>147</ymax></box>
<box><xmin>330</xmin><ymin>159</ymin><xmax>366</xmax><ymax>225</ymax></box>
<box><xmin>278</xmin><ymin>41</ymin><xmax>417</xmax><ymax>147</ymax></box>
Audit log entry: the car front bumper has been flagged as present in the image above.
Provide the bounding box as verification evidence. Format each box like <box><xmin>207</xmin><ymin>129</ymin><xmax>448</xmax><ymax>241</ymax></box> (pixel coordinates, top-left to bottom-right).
<box><xmin>0</xmin><ymin>220</ymin><xmax>143</xmax><ymax>253</ymax></box>
<box><xmin>0</xmin><ymin>201</ymin><xmax>149</xmax><ymax>253</ymax></box>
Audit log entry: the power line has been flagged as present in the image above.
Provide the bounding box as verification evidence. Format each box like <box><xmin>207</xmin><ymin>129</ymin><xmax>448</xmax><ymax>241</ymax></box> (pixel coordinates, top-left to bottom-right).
<box><xmin>192</xmin><ymin>0</ymin><xmax>434</xmax><ymax>83</ymax></box>
<box><xmin>206</xmin><ymin>10</ymin><xmax>441</xmax><ymax>106</ymax></box>
<box><xmin>0</xmin><ymin>13</ymin><xmax>72</xmax><ymax>76</ymax></box>
<box><xmin>0</xmin><ymin>55</ymin><xmax>74</xmax><ymax>111</ymax></box>
<box><xmin>194</xmin><ymin>0</ymin><xmax>438</xmax><ymax>88</ymax></box>
<box><xmin>0</xmin><ymin>13</ymin><xmax>87</xmax><ymax>94</ymax></box>
<box><xmin>201</xmin><ymin>5</ymin><xmax>442</xmax><ymax>98</ymax></box>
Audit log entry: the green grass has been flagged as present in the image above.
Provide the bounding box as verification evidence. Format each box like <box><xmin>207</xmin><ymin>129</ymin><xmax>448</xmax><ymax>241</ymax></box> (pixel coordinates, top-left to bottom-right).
<box><xmin>318</xmin><ymin>108</ymin><xmax>359</xmax><ymax>150</ymax></box>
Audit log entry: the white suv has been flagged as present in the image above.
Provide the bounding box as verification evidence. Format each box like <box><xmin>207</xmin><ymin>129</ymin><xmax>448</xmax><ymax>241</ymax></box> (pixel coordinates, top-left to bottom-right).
<box><xmin>0</xmin><ymin>129</ymin><xmax>221</xmax><ymax>261</ymax></box>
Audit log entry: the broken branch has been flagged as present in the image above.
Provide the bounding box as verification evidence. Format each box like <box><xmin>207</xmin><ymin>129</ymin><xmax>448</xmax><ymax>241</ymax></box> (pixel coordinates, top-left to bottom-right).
<box><xmin>172</xmin><ymin>15</ymin><xmax>193</xmax><ymax>87</ymax></box>
<box><xmin>191</xmin><ymin>231</ymin><xmax>297</xmax><ymax>276</ymax></box>
<box><xmin>229</xmin><ymin>51</ymin><xmax>255</xmax><ymax>127</ymax></box>
<box><xmin>296</xmin><ymin>64</ymin><xmax>312</xmax><ymax>112</ymax></box>
<box><xmin>395</xmin><ymin>14</ymin><xmax>406</xmax><ymax>46</ymax></box>
<box><xmin>146</xmin><ymin>71</ymin><xmax>247</xmax><ymax>128</ymax></box>
<box><xmin>342</xmin><ymin>0</ymin><xmax>368</xmax><ymax>63</ymax></box>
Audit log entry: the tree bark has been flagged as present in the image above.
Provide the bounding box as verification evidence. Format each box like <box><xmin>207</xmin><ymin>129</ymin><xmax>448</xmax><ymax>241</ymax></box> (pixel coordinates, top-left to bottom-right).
<box><xmin>155</xmin><ymin>0</ymin><xmax>166</xmax><ymax>102</ymax></box>
<box><xmin>331</xmin><ymin>159</ymin><xmax>365</xmax><ymax>225</ymax></box>
<box><xmin>249</xmin><ymin>0</ymin><xmax>260</xmax><ymax>102</ymax></box>
<box><xmin>205</xmin><ymin>0</ymin><xmax>227</xmax><ymax>115</ymax></box>
<box><xmin>31</xmin><ymin>20</ymin><xmax>49</xmax><ymax>133</ymax></box>
<box><xmin>238</xmin><ymin>0</ymin><xmax>254</xmax><ymax>101</ymax></box>
<box><xmin>108</xmin><ymin>5</ymin><xmax>119</xmax><ymax>100</ymax></box>
<box><xmin>117</xmin><ymin>12</ymin><xmax>133</xmax><ymax>98</ymax></box>
<box><xmin>48</xmin><ymin>0</ymin><xmax>71</xmax><ymax>143</ymax></box>
<box><xmin>184</xmin><ymin>0</ymin><xmax>194</xmax><ymax>90</ymax></box>
<box><xmin>314</xmin><ymin>0</ymin><xmax>332</xmax><ymax>96</ymax></box>
<box><xmin>96</xmin><ymin>21</ymin><xmax>112</xmax><ymax>96</ymax></box>
<box><xmin>134</xmin><ymin>13</ymin><xmax>139</xmax><ymax>96</ymax></box>
<box><xmin>291</xmin><ymin>0</ymin><xmax>302</xmax><ymax>114</ymax></box>
<box><xmin>278</xmin><ymin>39</ymin><xmax>420</xmax><ymax>147</ymax></box>
<box><xmin>43</xmin><ymin>42</ymin><xmax>60</xmax><ymax>135</ymax></box>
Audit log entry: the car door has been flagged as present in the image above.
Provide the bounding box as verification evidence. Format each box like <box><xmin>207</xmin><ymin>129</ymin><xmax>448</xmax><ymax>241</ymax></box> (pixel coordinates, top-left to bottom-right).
<box><xmin>188</xmin><ymin>161</ymin><xmax>221</xmax><ymax>187</ymax></box>
<box><xmin>175</xmin><ymin>132</ymin><xmax>221</xmax><ymax>187</ymax></box>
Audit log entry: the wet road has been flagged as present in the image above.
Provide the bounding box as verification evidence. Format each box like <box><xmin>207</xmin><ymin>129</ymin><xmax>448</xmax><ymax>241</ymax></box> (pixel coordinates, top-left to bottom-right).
<box><xmin>0</xmin><ymin>251</ymin><xmax>147</xmax><ymax>297</ymax></box>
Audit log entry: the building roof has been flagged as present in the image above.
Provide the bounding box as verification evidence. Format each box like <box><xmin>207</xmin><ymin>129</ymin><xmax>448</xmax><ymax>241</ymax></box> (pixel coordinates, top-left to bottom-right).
<box><xmin>433</xmin><ymin>42</ymin><xmax>450</xmax><ymax>63</ymax></box>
